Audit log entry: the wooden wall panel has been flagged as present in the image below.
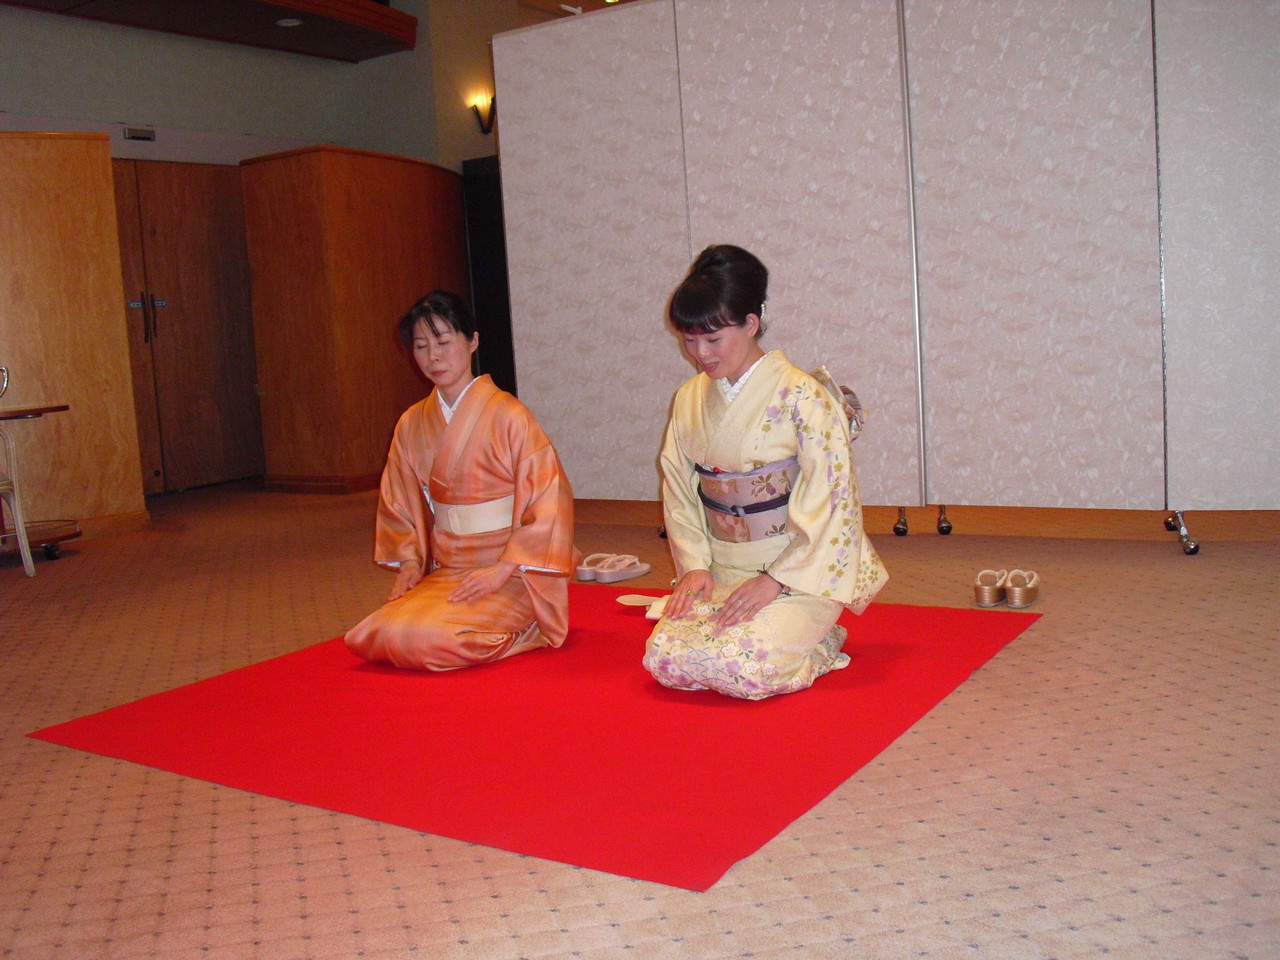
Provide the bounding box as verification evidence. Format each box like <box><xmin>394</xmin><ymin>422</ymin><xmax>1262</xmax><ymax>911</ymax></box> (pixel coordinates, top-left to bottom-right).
<box><xmin>242</xmin><ymin>146</ymin><xmax>468</xmax><ymax>493</ymax></box>
<box><xmin>0</xmin><ymin>132</ymin><xmax>146</xmax><ymax>531</ymax></box>
<box><xmin>241</xmin><ymin>151</ymin><xmax>341</xmax><ymax>482</ymax></box>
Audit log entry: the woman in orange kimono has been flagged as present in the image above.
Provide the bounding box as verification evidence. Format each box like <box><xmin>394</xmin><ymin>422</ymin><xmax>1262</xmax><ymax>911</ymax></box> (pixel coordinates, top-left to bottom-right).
<box><xmin>344</xmin><ymin>290</ymin><xmax>576</xmax><ymax>671</ymax></box>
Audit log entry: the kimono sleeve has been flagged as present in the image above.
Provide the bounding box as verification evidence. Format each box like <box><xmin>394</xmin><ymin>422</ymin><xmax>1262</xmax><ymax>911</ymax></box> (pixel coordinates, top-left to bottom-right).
<box><xmin>765</xmin><ymin>377</ymin><xmax>863</xmax><ymax>603</ymax></box>
<box><xmin>372</xmin><ymin>415</ymin><xmax>432</xmax><ymax>570</ymax></box>
<box><xmin>659</xmin><ymin>391</ymin><xmax>714</xmax><ymax>577</ymax></box>
<box><xmin>496</xmin><ymin>403</ymin><xmax>575</xmax><ymax>575</ymax></box>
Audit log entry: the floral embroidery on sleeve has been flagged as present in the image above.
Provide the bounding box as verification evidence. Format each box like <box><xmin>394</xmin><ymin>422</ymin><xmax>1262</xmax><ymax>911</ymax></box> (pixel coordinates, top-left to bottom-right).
<box><xmin>761</xmin><ymin>379</ymin><xmax>858</xmax><ymax>594</ymax></box>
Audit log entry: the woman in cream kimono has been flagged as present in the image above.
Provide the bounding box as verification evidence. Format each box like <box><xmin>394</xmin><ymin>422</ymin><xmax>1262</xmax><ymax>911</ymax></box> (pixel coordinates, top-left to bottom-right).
<box><xmin>345</xmin><ymin>291</ymin><xmax>575</xmax><ymax>671</ymax></box>
<box><xmin>644</xmin><ymin>246</ymin><xmax>887</xmax><ymax>700</ymax></box>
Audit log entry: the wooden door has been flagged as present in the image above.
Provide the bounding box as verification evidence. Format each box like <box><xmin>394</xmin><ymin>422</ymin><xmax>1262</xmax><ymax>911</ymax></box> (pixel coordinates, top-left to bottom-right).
<box><xmin>113</xmin><ymin>160</ymin><xmax>264</xmax><ymax>493</ymax></box>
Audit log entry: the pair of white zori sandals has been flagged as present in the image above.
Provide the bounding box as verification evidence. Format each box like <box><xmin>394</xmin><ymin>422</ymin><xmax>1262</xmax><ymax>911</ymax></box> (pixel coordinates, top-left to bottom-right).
<box><xmin>575</xmin><ymin>552</ymin><xmax>652</xmax><ymax>584</ymax></box>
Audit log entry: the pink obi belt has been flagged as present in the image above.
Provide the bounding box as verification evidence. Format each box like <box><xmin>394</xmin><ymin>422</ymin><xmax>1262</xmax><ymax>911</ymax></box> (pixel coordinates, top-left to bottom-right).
<box><xmin>696</xmin><ymin>457</ymin><xmax>798</xmax><ymax>543</ymax></box>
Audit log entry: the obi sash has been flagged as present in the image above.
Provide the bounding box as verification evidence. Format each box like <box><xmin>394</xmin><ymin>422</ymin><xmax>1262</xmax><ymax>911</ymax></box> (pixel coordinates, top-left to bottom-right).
<box><xmin>697</xmin><ymin>457</ymin><xmax>799</xmax><ymax>543</ymax></box>
<box><xmin>425</xmin><ymin>490</ymin><xmax>515</xmax><ymax>536</ymax></box>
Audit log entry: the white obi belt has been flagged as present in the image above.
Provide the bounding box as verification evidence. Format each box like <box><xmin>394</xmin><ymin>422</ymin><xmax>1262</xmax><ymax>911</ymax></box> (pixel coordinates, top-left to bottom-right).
<box><xmin>425</xmin><ymin>490</ymin><xmax>515</xmax><ymax>535</ymax></box>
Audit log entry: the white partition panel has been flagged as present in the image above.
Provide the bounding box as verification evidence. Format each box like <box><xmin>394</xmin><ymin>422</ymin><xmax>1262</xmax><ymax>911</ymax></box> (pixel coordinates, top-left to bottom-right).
<box><xmin>1157</xmin><ymin>0</ymin><xmax>1280</xmax><ymax>510</ymax></box>
<box><xmin>675</xmin><ymin>0</ymin><xmax>922</xmax><ymax>507</ymax></box>
<box><xmin>494</xmin><ymin>1</ymin><xmax>692</xmax><ymax>500</ymax></box>
<box><xmin>905</xmin><ymin>0</ymin><xmax>1165</xmax><ymax>508</ymax></box>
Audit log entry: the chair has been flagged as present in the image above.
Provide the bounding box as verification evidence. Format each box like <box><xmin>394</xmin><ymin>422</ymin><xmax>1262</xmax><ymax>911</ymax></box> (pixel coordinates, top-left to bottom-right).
<box><xmin>0</xmin><ymin>427</ymin><xmax>36</xmax><ymax>576</ymax></box>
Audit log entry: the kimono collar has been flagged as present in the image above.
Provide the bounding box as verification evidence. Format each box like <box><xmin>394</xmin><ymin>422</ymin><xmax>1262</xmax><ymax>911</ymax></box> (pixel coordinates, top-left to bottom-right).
<box><xmin>718</xmin><ymin>350</ymin><xmax>771</xmax><ymax>403</ymax></box>
<box><xmin>436</xmin><ymin>376</ymin><xmax>480</xmax><ymax>423</ymax></box>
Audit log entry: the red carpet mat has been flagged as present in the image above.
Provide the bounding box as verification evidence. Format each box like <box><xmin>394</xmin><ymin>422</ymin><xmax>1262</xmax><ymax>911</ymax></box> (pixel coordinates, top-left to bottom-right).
<box><xmin>30</xmin><ymin>585</ymin><xmax>1038</xmax><ymax>891</ymax></box>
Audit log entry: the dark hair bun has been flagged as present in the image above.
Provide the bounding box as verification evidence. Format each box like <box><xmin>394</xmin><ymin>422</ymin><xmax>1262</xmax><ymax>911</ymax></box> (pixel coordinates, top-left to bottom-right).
<box><xmin>669</xmin><ymin>245</ymin><xmax>769</xmax><ymax>335</ymax></box>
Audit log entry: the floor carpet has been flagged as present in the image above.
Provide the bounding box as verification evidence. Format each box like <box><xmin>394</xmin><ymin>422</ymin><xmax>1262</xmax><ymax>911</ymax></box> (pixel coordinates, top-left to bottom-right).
<box><xmin>30</xmin><ymin>584</ymin><xmax>1039</xmax><ymax>891</ymax></box>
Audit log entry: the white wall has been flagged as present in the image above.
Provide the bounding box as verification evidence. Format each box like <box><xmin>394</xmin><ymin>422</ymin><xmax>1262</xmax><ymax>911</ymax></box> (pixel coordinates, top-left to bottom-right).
<box><xmin>0</xmin><ymin>1</ymin><xmax>437</xmax><ymax>164</ymax></box>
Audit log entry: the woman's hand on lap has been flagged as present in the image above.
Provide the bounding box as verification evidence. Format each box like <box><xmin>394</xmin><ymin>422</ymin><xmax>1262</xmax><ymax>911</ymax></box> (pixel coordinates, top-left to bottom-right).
<box><xmin>449</xmin><ymin>561</ymin><xmax>517</xmax><ymax>603</ymax></box>
<box><xmin>712</xmin><ymin>574</ymin><xmax>782</xmax><ymax>627</ymax></box>
<box><xmin>666</xmin><ymin>569</ymin><xmax>713</xmax><ymax>619</ymax></box>
<box><xmin>388</xmin><ymin>561</ymin><xmax>424</xmax><ymax>602</ymax></box>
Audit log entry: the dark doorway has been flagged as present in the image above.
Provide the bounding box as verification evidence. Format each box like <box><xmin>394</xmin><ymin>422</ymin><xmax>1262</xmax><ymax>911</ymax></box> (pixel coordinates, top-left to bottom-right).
<box><xmin>463</xmin><ymin>155</ymin><xmax>517</xmax><ymax>396</ymax></box>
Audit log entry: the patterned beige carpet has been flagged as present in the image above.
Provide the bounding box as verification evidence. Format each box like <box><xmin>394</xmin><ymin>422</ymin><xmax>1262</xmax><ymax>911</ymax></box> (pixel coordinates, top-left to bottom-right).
<box><xmin>1</xmin><ymin>482</ymin><xmax>1275</xmax><ymax>959</ymax></box>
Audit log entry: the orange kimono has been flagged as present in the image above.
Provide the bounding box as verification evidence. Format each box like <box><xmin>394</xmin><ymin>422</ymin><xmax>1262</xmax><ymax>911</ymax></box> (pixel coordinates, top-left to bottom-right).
<box><xmin>344</xmin><ymin>376</ymin><xmax>575</xmax><ymax>671</ymax></box>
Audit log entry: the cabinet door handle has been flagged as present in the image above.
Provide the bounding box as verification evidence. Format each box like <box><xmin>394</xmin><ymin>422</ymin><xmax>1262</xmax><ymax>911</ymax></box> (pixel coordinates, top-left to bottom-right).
<box><xmin>150</xmin><ymin>295</ymin><xmax>167</xmax><ymax>339</ymax></box>
<box><xmin>129</xmin><ymin>292</ymin><xmax>153</xmax><ymax>343</ymax></box>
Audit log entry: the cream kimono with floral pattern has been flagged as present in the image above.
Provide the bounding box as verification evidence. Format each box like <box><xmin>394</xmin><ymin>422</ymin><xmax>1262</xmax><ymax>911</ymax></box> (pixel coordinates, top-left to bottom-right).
<box><xmin>644</xmin><ymin>350</ymin><xmax>887</xmax><ymax>699</ymax></box>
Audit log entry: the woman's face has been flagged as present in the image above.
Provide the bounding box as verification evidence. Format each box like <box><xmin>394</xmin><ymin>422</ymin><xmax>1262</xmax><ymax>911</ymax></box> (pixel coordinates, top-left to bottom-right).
<box><xmin>681</xmin><ymin>314</ymin><xmax>763</xmax><ymax>383</ymax></box>
<box><xmin>412</xmin><ymin>317</ymin><xmax>478</xmax><ymax>402</ymax></box>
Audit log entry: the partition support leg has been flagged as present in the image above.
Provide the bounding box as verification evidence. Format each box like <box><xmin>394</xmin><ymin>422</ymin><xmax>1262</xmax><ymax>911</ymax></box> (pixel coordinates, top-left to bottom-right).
<box><xmin>1163</xmin><ymin>511</ymin><xmax>1200</xmax><ymax>555</ymax></box>
<box><xmin>893</xmin><ymin>507</ymin><xmax>909</xmax><ymax>536</ymax></box>
<box><xmin>936</xmin><ymin>505</ymin><xmax>952</xmax><ymax>535</ymax></box>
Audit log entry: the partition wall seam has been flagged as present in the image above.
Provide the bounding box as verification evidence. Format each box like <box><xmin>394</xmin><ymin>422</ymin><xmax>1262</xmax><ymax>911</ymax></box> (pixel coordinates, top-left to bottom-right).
<box><xmin>895</xmin><ymin>0</ymin><xmax>927</xmax><ymax>507</ymax></box>
<box><xmin>1149</xmin><ymin>0</ymin><xmax>1171</xmax><ymax>511</ymax></box>
<box><xmin>670</xmin><ymin>0</ymin><xmax>693</xmax><ymax>261</ymax></box>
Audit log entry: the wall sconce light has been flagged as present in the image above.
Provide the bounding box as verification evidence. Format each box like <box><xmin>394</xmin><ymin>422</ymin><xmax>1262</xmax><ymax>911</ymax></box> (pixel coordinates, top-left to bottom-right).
<box><xmin>470</xmin><ymin>95</ymin><xmax>496</xmax><ymax>135</ymax></box>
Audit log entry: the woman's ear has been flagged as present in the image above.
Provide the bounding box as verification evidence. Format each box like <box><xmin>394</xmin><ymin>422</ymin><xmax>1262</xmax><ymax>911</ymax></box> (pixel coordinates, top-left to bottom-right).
<box><xmin>744</xmin><ymin>313</ymin><xmax>761</xmax><ymax>337</ymax></box>
<box><xmin>468</xmin><ymin>332</ymin><xmax>480</xmax><ymax>354</ymax></box>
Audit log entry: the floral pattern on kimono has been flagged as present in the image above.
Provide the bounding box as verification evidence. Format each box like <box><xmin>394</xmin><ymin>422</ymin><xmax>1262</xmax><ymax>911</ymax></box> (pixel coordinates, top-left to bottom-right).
<box><xmin>644</xmin><ymin>350</ymin><xmax>887</xmax><ymax>700</ymax></box>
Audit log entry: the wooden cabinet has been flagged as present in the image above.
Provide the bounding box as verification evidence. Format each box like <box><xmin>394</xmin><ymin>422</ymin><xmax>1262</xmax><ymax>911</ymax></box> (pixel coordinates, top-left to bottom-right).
<box><xmin>0</xmin><ymin>133</ymin><xmax>146</xmax><ymax>529</ymax></box>
<box><xmin>113</xmin><ymin>159</ymin><xmax>264</xmax><ymax>495</ymax></box>
<box><xmin>240</xmin><ymin>146</ymin><xmax>469</xmax><ymax>493</ymax></box>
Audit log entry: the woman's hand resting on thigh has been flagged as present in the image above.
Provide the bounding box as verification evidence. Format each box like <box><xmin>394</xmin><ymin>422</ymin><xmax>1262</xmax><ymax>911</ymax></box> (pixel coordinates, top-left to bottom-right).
<box><xmin>711</xmin><ymin>574</ymin><xmax>783</xmax><ymax>628</ymax></box>
<box><xmin>449</xmin><ymin>560</ymin><xmax>517</xmax><ymax>603</ymax></box>
<box><xmin>388</xmin><ymin>561</ymin><xmax>424</xmax><ymax>601</ymax></box>
<box><xmin>665</xmin><ymin>569</ymin><xmax>714</xmax><ymax>620</ymax></box>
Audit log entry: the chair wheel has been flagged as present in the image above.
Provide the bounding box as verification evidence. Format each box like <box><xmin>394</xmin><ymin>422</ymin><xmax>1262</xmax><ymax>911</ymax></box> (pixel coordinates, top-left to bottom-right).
<box><xmin>1164</xmin><ymin>515</ymin><xmax>1178</xmax><ymax>531</ymax></box>
<box><xmin>893</xmin><ymin>507</ymin><xmax>908</xmax><ymax>536</ymax></box>
<box><xmin>1182</xmin><ymin>540</ymin><xmax>1200</xmax><ymax>555</ymax></box>
<box><xmin>43</xmin><ymin>543</ymin><xmax>60</xmax><ymax>560</ymax></box>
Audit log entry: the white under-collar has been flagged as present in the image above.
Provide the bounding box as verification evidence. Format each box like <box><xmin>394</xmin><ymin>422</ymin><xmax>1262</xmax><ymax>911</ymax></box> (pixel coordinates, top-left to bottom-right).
<box><xmin>436</xmin><ymin>377</ymin><xmax>479</xmax><ymax>422</ymax></box>
<box><xmin>719</xmin><ymin>352</ymin><xmax>768</xmax><ymax>403</ymax></box>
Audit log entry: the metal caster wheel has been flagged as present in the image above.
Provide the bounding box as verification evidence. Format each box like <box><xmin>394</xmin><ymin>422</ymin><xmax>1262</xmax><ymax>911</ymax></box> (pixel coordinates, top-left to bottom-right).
<box><xmin>893</xmin><ymin>507</ymin><xmax>909</xmax><ymax>536</ymax></box>
<box><xmin>43</xmin><ymin>543</ymin><xmax>61</xmax><ymax>560</ymax></box>
<box><xmin>657</xmin><ymin>525</ymin><xmax>667</xmax><ymax>539</ymax></box>
<box><xmin>936</xmin><ymin>505</ymin><xmax>952</xmax><ymax>535</ymax></box>
<box><xmin>1165</xmin><ymin>510</ymin><xmax>1199</xmax><ymax>556</ymax></box>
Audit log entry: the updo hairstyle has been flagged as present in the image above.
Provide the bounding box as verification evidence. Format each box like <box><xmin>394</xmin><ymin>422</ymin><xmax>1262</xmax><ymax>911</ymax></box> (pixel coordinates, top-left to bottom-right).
<box><xmin>398</xmin><ymin>289</ymin><xmax>477</xmax><ymax>351</ymax></box>
<box><xmin>668</xmin><ymin>245</ymin><xmax>769</xmax><ymax>337</ymax></box>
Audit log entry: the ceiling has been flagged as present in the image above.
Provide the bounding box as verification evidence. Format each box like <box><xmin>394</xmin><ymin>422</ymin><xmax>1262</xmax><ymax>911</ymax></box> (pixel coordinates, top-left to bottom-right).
<box><xmin>0</xmin><ymin>0</ymin><xmax>651</xmax><ymax>64</ymax></box>
<box><xmin>0</xmin><ymin>0</ymin><xmax>416</xmax><ymax>62</ymax></box>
